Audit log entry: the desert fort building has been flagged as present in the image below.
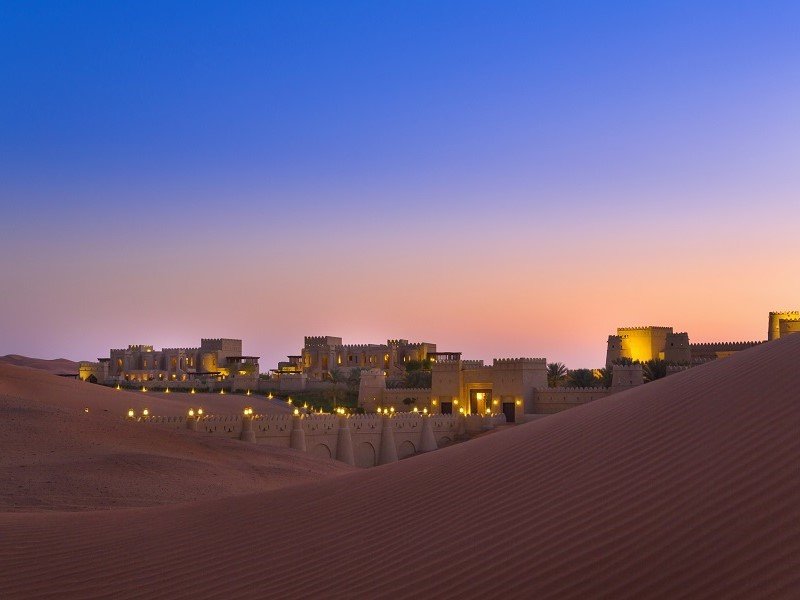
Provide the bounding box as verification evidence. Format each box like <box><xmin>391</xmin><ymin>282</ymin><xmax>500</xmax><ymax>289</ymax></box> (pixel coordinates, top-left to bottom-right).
<box><xmin>79</xmin><ymin>338</ymin><xmax>259</xmax><ymax>391</ymax></box>
<box><xmin>274</xmin><ymin>336</ymin><xmax>436</xmax><ymax>383</ymax></box>
<box><xmin>605</xmin><ymin>311</ymin><xmax>800</xmax><ymax>366</ymax></box>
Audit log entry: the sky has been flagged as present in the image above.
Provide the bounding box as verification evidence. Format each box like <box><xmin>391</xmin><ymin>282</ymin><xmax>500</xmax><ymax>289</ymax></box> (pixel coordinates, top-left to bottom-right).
<box><xmin>1</xmin><ymin>1</ymin><xmax>799</xmax><ymax>369</ymax></box>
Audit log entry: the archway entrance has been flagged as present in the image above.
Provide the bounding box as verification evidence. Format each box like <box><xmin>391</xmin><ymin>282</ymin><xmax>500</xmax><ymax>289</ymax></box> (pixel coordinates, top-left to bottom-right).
<box><xmin>440</xmin><ymin>401</ymin><xmax>453</xmax><ymax>415</ymax></box>
<box><xmin>469</xmin><ymin>389</ymin><xmax>492</xmax><ymax>414</ymax></box>
<box><xmin>502</xmin><ymin>402</ymin><xmax>516</xmax><ymax>423</ymax></box>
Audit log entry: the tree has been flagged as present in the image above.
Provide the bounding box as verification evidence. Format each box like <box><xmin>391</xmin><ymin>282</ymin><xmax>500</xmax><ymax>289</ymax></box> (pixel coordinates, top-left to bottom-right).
<box><xmin>406</xmin><ymin>358</ymin><xmax>433</xmax><ymax>372</ymax></box>
<box><xmin>327</xmin><ymin>368</ymin><xmax>346</xmax><ymax>405</ymax></box>
<box><xmin>567</xmin><ymin>368</ymin><xmax>596</xmax><ymax>388</ymax></box>
<box><xmin>403</xmin><ymin>370</ymin><xmax>432</xmax><ymax>388</ymax></box>
<box><xmin>547</xmin><ymin>362</ymin><xmax>568</xmax><ymax>387</ymax></box>
<box><xmin>612</xmin><ymin>357</ymin><xmax>635</xmax><ymax>366</ymax></box>
<box><xmin>642</xmin><ymin>359</ymin><xmax>668</xmax><ymax>383</ymax></box>
<box><xmin>595</xmin><ymin>367</ymin><xmax>613</xmax><ymax>388</ymax></box>
<box><xmin>346</xmin><ymin>367</ymin><xmax>364</xmax><ymax>391</ymax></box>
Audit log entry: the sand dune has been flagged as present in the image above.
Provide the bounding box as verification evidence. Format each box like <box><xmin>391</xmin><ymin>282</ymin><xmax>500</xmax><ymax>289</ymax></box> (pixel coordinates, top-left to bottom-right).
<box><xmin>0</xmin><ymin>354</ymin><xmax>79</xmax><ymax>374</ymax></box>
<box><xmin>0</xmin><ymin>362</ymin><xmax>292</xmax><ymax>416</ymax></box>
<box><xmin>2</xmin><ymin>336</ymin><xmax>799</xmax><ymax>598</ymax></box>
<box><xmin>0</xmin><ymin>363</ymin><xmax>349</xmax><ymax>512</ymax></box>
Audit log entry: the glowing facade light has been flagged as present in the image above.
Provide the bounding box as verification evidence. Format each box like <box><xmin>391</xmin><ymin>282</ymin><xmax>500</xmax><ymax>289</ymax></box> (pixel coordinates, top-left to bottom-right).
<box><xmin>190</xmin><ymin>389</ymin><xmax>196</xmax><ymax>394</ymax></box>
<box><xmin>197</xmin><ymin>408</ymin><xmax>203</xmax><ymax>415</ymax></box>
<box><xmin>515</xmin><ymin>400</ymin><xmax>522</xmax><ymax>406</ymax></box>
<box><xmin>423</xmin><ymin>408</ymin><xmax>428</xmax><ymax>414</ymax></box>
<box><xmin>188</xmin><ymin>409</ymin><xmax>195</xmax><ymax>417</ymax></box>
<box><xmin>268</xmin><ymin>393</ymin><xmax>274</xmax><ymax>399</ymax></box>
<box><xmin>127</xmin><ymin>409</ymin><xmax>135</xmax><ymax>418</ymax></box>
<box><xmin>142</xmin><ymin>408</ymin><xmax>149</xmax><ymax>416</ymax></box>
<box><xmin>293</xmin><ymin>408</ymin><xmax>300</xmax><ymax>416</ymax></box>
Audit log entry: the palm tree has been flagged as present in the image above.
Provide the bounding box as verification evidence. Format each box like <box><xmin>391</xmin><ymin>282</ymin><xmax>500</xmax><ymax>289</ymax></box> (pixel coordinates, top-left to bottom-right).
<box><xmin>642</xmin><ymin>359</ymin><xmax>668</xmax><ymax>383</ymax></box>
<box><xmin>404</xmin><ymin>370</ymin><xmax>432</xmax><ymax>388</ymax></box>
<box><xmin>327</xmin><ymin>367</ymin><xmax>346</xmax><ymax>406</ymax></box>
<box><xmin>547</xmin><ymin>362</ymin><xmax>568</xmax><ymax>387</ymax></box>
<box><xmin>346</xmin><ymin>367</ymin><xmax>364</xmax><ymax>391</ymax></box>
<box><xmin>567</xmin><ymin>368</ymin><xmax>596</xmax><ymax>388</ymax></box>
<box><xmin>595</xmin><ymin>367</ymin><xmax>613</xmax><ymax>388</ymax></box>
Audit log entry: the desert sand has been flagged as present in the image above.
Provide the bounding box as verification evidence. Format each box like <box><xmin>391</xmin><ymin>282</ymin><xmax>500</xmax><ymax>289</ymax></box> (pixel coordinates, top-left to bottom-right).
<box><xmin>0</xmin><ymin>354</ymin><xmax>79</xmax><ymax>375</ymax></box>
<box><xmin>1</xmin><ymin>336</ymin><xmax>799</xmax><ymax>598</ymax></box>
<box><xmin>0</xmin><ymin>363</ymin><xmax>347</xmax><ymax>511</ymax></box>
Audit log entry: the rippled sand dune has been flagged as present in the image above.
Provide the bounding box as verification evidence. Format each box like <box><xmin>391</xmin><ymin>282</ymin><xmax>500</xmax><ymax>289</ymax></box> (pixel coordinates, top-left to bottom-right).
<box><xmin>2</xmin><ymin>336</ymin><xmax>799</xmax><ymax>598</ymax></box>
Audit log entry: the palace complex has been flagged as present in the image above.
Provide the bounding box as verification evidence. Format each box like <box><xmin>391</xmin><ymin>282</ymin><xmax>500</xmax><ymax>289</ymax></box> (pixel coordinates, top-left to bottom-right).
<box><xmin>76</xmin><ymin>310</ymin><xmax>799</xmax><ymax>422</ymax></box>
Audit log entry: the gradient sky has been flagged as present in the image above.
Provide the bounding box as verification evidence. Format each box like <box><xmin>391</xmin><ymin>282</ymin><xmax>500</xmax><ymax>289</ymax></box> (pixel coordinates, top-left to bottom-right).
<box><xmin>1</xmin><ymin>1</ymin><xmax>799</xmax><ymax>369</ymax></box>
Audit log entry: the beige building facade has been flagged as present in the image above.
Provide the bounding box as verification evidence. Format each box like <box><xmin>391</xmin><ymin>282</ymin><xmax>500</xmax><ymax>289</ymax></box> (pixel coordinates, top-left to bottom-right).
<box><xmin>275</xmin><ymin>336</ymin><xmax>436</xmax><ymax>381</ymax></box>
<box><xmin>80</xmin><ymin>338</ymin><xmax>259</xmax><ymax>390</ymax></box>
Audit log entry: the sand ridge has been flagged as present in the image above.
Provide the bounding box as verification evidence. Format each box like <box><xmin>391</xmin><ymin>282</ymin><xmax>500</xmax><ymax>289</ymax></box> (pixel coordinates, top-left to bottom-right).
<box><xmin>2</xmin><ymin>336</ymin><xmax>799</xmax><ymax>598</ymax></box>
<box><xmin>0</xmin><ymin>354</ymin><xmax>79</xmax><ymax>374</ymax></box>
<box><xmin>0</xmin><ymin>363</ymin><xmax>350</xmax><ymax>512</ymax></box>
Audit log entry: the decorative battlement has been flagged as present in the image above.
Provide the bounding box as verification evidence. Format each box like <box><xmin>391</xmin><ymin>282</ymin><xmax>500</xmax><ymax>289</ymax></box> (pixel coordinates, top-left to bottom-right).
<box><xmin>460</xmin><ymin>360</ymin><xmax>486</xmax><ymax>369</ymax></box>
<box><xmin>387</xmin><ymin>339</ymin><xmax>409</xmax><ymax>346</ymax></box>
<box><xmin>492</xmin><ymin>358</ymin><xmax>547</xmax><ymax>366</ymax></box>
<box><xmin>303</xmin><ymin>336</ymin><xmax>343</xmax><ymax>348</ymax></box>
<box><xmin>535</xmin><ymin>387</ymin><xmax>605</xmax><ymax>392</ymax></box>
<box><xmin>161</xmin><ymin>347</ymin><xmax>201</xmax><ymax>353</ymax></box>
<box><xmin>617</xmin><ymin>326</ymin><xmax>673</xmax><ymax>332</ymax></box>
<box><xmin>769</xmin><ymin>310</ymin><xmax>800</xmax><ymax>316</ymax></box>
<box><xmin>689</xmin><ymin>341</ymin><xmax>764</xmax><ymax>348</ymax></box>
<box><xmin>126</xmin><ymin>344</ymin><xmax>154</xmax><ymax>352</ymax></box>
<box><xmin>341</xmin><ymin>343</ymin><xmax>384</xmax><ymax>350</ymax></box>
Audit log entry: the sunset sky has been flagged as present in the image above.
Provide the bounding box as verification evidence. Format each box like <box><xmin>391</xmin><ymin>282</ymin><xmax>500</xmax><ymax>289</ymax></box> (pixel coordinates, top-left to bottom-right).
<box><xmin>1</xmin><ymin>1</ymin><xmax>799</xmax><ymax>368</ymax></box>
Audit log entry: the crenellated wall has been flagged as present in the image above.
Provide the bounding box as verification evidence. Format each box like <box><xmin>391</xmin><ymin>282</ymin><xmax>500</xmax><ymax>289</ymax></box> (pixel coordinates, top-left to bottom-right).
<box><xmin>532</xmin><ymin>387</ymin><xmax>609</xmax><ymax>414</ymax></box>
<box><xmin>136</xmin><ymin>411</ymin><xmax>477</xmax><ymax>468</ymax></box>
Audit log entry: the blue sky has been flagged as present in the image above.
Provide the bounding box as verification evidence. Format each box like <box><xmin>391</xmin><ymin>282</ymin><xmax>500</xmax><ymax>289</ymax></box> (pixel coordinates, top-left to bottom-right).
<box><xmin>1</xmin><ymin>1</ymin><xmax>799</xmax><ymax>366</ymax></box>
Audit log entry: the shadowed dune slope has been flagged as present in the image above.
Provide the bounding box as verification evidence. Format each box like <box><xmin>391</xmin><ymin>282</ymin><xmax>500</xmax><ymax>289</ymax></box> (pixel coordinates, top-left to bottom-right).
<box><xmin>0</xmin><ymin>354</ymin><xmax>79</xmax><ymax>374</ymax></box>
<box><xmin>0</xmin><ymin>364</ymin><xmax>350</xmax><ymax>511</ymax></box>
<box><xmin>2</xmin><ymin>336</ymin><xmax>800</xmax><ymax>599</ymax></box>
